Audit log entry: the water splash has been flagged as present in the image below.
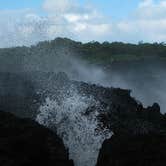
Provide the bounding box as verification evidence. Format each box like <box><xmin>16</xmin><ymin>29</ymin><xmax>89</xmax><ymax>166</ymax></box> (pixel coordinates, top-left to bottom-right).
<box><xmin>36</xmin><ymin>89</ymin><xmax>112</xmax><ymax>166</ymax></box>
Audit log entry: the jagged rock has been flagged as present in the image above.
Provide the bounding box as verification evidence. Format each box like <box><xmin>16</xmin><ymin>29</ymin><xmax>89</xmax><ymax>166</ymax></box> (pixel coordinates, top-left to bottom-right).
<box><xmin>1</xmin><ymin>71</ymin><xmax>166</xmax><ymax>166</ymax></box>
<box><xmin>147</xmin><ymin>103</ymin><xmax>160</xmax><ymax>113</ymax></box>
<box><xmin>94</xmin><ymin>85</ymin><xmax>166</xmax><ymax>166</ymax></box>
<box><xmin>0</xmin><ymin>72</ymin><xmax>40</xmax><ymax>119</ymax></box>
<box><xmin>0</xmin><ymin>111</ymin><xmax>74</xmax><ymax>166</ymax></box>
<box><xmin>1</xmin><ymin>71</ymin><xmax>165</xmax><ymax>135</ymax></box>
<box><xmin>97</xmin><ymin>133</ymin><xmax>166</xmax><ymax>166</ymax></box>
<box><xmin>72</xmin><ymin>80</ymin><xmax>166</xmax><ymax>135</ymax></box>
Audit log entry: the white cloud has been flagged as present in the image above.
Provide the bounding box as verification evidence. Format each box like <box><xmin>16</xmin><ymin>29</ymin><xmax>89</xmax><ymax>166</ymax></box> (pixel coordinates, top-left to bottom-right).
<box><xmin>0</xmin><ymin>0</ymin><xmax>111</xmax><ymax>47</ymax></box>
<box><xmin>64</xmin><ymin>13</ymin><xmax>90</xmax><ymax>23</ymax></box>
<box><xmin>1</xmin><ymin>0</ymin><xmax>166</xmax><ymax>47</ymax></box>
<box><xmin>43</xmin><ymin>0</ymin><xmax>74</xmax><ymax>14</ymax></box>
<box><xmin>139</xmin><ymin>0</ymin><xmax>153</xmax><ymax>7</ymax></box>
<box><xmin>72</xmin><ymin>23</ymin><xmax>112</xmax><ymax>41</ymax></box>
<box><xmin>136</xmin><ymin>0</ymin><xmax>166</xmax><ymax>19</ymax></box>
<box><xmin>114</xmin><ymin>0</ymin><xmax>166</xmax><ymax>42</ymax></box>
<box><xmin>114</xmin><ymin>19</ymin><xmax>166</xmax><ymax>42</ymax></box>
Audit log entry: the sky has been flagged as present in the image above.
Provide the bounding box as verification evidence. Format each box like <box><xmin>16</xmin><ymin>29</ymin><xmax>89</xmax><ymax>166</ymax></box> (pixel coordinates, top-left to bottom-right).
<box><xmin>0</xmin><ymin>0</ymin><xmax>166</xmax><ymax>47</ymax></box>
<box><xmin>0</xmin><ymin>0</ymin><xmax>140</xmax><ymax>19</ymax></box>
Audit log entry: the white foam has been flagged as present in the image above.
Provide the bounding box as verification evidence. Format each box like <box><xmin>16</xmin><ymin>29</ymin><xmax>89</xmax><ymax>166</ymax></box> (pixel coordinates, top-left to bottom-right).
<box><xmin>36</xmin><ymin>89</ymin><xmax>112</xmax><ymax>166</ymax></box>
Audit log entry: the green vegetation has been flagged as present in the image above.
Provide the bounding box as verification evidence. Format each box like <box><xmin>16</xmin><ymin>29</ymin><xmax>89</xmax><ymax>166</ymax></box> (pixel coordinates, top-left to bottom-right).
<box><xmin>75</xmin><ymin>40</ymin><xmax>166</xmax><ymax>64</ymax></box>
<box><xmin>0</xmin><ymin>37</ymin><xmax>166</xmax><ymax>70</ymax></box>
<box><xmin>34</xmin><ymin>38</ymin><xmax>166</xmax><ymax>64</ymax></box>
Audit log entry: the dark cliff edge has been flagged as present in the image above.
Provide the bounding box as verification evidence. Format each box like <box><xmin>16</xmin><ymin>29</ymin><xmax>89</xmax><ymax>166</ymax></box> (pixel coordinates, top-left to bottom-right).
<box><xmin>0</xmin><ymin>72</ymin><xmax>166</xmax><ymax>166</ymax></box>
<box><xmin>72</xmin><ymin>75</ymin><xmax>166</xmax><ymax>166</ymax></box>
<box><xmin>0</xmin><ymin>38</ymin><xmax>166</xmax><ymax>166</ymax></box>
<box><xmin>96</xmin><ymin>90</ymin><xmax>166</xmax><ymax>166</ymax></box>
<box><xmin>97</xmin><ymin>133</ymin><xmax>166</xmax><ymax>166</ymax></box>
<box><xmin>33</xmin><ymin>72</ymin><xmax>166</xmax><ymax>166</ymax></box>
<box><xmin>0</xmin><ymin>110</ymin><xmax>74</xmax><ymax>166</ymax></box>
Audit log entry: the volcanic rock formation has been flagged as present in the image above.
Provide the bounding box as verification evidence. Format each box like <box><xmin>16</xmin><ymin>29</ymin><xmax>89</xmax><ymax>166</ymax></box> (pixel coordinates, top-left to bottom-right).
<box><xmin>0</xmin><ymin>110</ymin><xmax>74</xmax><ymax>166</ymax></box>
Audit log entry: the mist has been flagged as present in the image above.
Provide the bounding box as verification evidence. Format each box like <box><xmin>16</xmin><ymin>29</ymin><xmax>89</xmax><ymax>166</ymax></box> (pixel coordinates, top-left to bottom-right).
<box><xmin>13</xmin><ymin>42</ymin><xmax>164</xmax><ymax>113</ymax></box>
<box><xmin>1</xmin><ymin>0</ymin><xmax>166</xmax><ymax>166</ymax></box>
<box><xmin>1</xmin><ymin>40</ymin><xmax>166</xmax><ymax>166</ymax></box>
<box><xmin>103</xmin><ymin>60</ymin><xmax>166</xmax><ymax>113</ymax></box>
<box><xmin>0</xmin><ymin>39</ymin><xmax>166</xmax><ymax>115</ymax></box>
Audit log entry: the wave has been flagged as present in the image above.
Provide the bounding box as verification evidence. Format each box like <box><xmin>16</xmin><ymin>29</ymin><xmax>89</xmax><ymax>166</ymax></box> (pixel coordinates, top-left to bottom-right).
<box><xmin>36</xmin><ymin>87</ymin><xmax>112</xmax><ymax>166</ymax></box>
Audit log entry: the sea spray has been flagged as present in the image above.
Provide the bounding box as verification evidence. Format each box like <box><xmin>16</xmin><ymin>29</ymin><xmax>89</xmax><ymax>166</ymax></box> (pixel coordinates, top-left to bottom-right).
<box><xmin>36</xmin><ymin>88</ymin><xmax>112</xmax><ymax>166</ymax></box>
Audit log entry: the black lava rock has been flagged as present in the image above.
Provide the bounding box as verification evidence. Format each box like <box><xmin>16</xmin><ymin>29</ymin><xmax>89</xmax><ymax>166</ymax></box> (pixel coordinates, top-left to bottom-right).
<box><xmin>97</xmin><ymin>133</ymin><xmax>166</xmax><ymax>166</ymax></box>
<box><xmin>0</xmin><ymin>111</ymin><xmax>74</xmax><ymax>166</ymax></box>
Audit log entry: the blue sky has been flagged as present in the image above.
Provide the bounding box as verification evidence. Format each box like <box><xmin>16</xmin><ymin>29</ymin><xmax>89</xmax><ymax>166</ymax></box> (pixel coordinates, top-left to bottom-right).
<box><xmin>0</xmin><ymin>0</ymin><xmax>166</xmax><ymax>47</ymax></box>
<box><xmin>0</xmin><ymin>0</ymin><xmax>43</xmax><ymax>10</ymax></box>
<box><xmin>80</xmin><ymin>0</ymin><xmax>141</xmax><ymax>20</ymax></box>
<box><xmin>0</xmin><ymin>0</ymin><xmax>140</xmax><ymax>19</ymax></box>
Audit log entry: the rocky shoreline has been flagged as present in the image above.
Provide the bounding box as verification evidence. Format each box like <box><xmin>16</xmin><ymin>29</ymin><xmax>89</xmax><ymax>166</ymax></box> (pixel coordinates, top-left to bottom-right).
<box><xmin>0</xmin><ymin>72</ymin><xmax>166</xmax><ymax>166</ymax></box>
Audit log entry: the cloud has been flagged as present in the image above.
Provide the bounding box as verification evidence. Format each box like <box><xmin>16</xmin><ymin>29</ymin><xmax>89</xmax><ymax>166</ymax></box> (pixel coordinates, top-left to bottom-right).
<box><xmin>0</xmin><ymin>9</ymin><xmax>51</xmax><ymax>47</ymax></box>
<box><xmin>0</xmin><ymin>0</ymin><xmax>111</xmax><ymax>47</ymax></box>
<box><xmin>136</xmin><ymin>0</ymin><xmax>166</xmax><ymax>19</ymax></box>
<box><xmin>43</xmin><ymin>0</ymin><xmax>74</xmax><ymax>14</ymax></box>
<box><xmin>0</xmin><ymin>0</ymin><xmax>166</xmax><ymax>47</ymax></box>
<box><xmin>114</xmin><ymin>0</ymin><xmax>166</xmax><ymax>42</ymax></box>
<box><xmin>139</xmin><ymin>0</ymin><xmax>153</xmax><ymax>7</ymax></box>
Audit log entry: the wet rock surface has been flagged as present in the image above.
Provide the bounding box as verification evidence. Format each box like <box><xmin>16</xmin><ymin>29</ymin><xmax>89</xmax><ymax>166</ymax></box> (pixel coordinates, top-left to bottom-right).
<box><xmin>0</xmin><ymin>72</ymin><xmax>40</xmax><ymax>119</ymax></box>
<box><xmin>0</xmin><ymin>111</ymin><xmax>74</xmax><ymax>166</ymax></box>
<box><xmin>0</xmin><ymin>71</ymin><xmax>166</xmax><ymax>166</ymax></box>
<box><xmin>91</xmin><ymin>83</ymin><xmax>166</xmax><ymax>166</ymax></box>
<box><xmin>97</xmin><ymin>133</ymin><xmax>166</xmax><ymax>166</ymax></box>
<box><xmin>72</xmin><ymin>80</ymin><xmax>166</xmax><ymax>136</ymax></box>
<box><xmin>33</xmin><ymin>72</ymin><xmax>166</xmax><ymax>166</ymax></box>
<box><xmin>1</xmin><ymin>71</ymin><xmax>166</xmax><ymax>135</ymax></box>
